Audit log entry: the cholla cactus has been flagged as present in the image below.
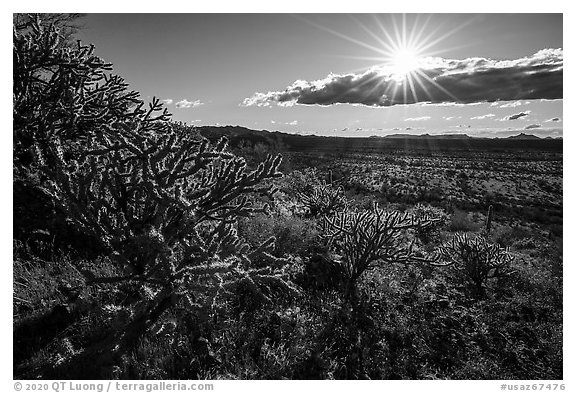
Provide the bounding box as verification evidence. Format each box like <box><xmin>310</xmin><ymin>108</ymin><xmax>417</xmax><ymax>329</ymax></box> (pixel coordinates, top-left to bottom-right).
<box><xmin>14</xmin><ymin>15</ymin><xmax>298</xmax><ymax>359</ymax></box>
<box><xmin>298</xmin><ymin>181</ymin><xmax>348</xmax><ymax>217</ymax></box>
<box><xmin>36</xmin><ymin>107</ymin><xmax>297</xmax><ymax>353</ymax></box>
<box><xmin>13</xmin><ymin>15</ymin><xmax>148</xmax><ymax>171</ymax></box>
<box><xmin>410</xmin><ymin>203</ymin><xmax>449</xmax><ymax>243</ymax></box>
<box><xmin>437</xmin><ymin>233</ymin><xmax>514</xmax><ymax>298</ymax></box>
<box><xmin>322</xmin><ymin>204</ymin><xmax>437</xmax><ymax>298</ymax></box>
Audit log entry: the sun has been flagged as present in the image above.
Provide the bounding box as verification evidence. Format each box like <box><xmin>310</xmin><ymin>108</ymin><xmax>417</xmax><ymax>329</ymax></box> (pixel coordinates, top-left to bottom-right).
<box><xmin>296</xmin><ymin>14</ymin><xmax>472</xmax><ymax>103</ymax></box>
<box><xmin>389</xmin><ymin>47</ymin><xmax>421</xmax><ymax>78</ymax></box>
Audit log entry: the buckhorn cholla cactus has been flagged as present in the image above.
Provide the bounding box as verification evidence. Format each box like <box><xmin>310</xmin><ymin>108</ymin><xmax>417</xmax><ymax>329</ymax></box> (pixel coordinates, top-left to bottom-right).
<box><xmin>436</xmin><ymin>233</ymin><xmax>514</xmax><ymax>298</ymax></box>
<box><xmin>299</xmin><ymin>181</ymin><xmax>348</xmax><ymax>217</ymax></box>
<box><xmin>322</xmin><ymin>203</ymin><xmax>437</xmax><ymax>299</ymax></box>
<box><xmin>15</xmin><ymin>16</ymin><xmax>298</xmax><ymax>365</ymax></box>
<box><xmin>13</xmin><ymin>15</ymin><xmax>144</xmax><ymax>170</ymax></box>
<box><xmin>36</xmin><ymin>103</ymin><xmax>298</xmax><ymax>355</ymax></box>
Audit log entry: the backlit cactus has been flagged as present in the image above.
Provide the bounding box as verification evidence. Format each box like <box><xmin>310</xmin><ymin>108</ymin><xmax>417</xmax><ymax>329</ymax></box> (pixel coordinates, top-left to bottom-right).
<box><xmin>437</xmin><ymin>233</ymin><xmax>514</xmax><ymax>298</ymax></box>
<box><xmin>322</xmin><ymin>203</ymin><xmax>437</xmax><ymax>298</ymax></box>
<box><xmin>14</xmin><ymin>15</ymin><xmax>298</xmax><ymax>358</ymax></box>
<box><xmin>299</xmin><ymin>181</ymin><xmax>348</xmax><ymax>217</ymax></box>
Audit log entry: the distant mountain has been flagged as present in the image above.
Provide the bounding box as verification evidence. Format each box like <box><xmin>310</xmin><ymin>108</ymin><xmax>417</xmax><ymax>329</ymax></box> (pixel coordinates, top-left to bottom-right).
<box><xmin>194</xmin><ymin>126</ymin><xmax>561</xmax><ymax>154</ymax></box>
<box><xmin>384</xmin><ymin>133</ymin><xmax>474</xmax><ymax>140</ymax></box>
<box><xmin>506</xmin><ymin>133</ymin><xmax>541</xmax><ymax>140</ymax></box>
<box><xmin>197</xmin><ymin>126</ymin><xmax>562</xmax><ymax>142</ymax></box>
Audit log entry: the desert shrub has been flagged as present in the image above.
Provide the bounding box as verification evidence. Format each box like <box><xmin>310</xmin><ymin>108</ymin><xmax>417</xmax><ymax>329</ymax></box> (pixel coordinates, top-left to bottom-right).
<box><xmin>277</xmin><ymin>167</ymin><xmax>322</xmax><ymax>197</ymax></box>
<box><xmin>14</xmin><ymin>16</ymin><xmax>298</xmax><ymax>377</ymax></box>
<box><xmin>293</xmin><ymin>253</ymin><xmax>347</xmax><ymax>293</ymax></box>
<box><xmin>299</xmin><ymin>181</ymin><xmax>348</xmax><ymax>218</ymax></box>
<box><xmin>409</xmin><ymin>204</ymin><xmax>449</xmax><ymax>244</ymax></box>
<box><xmin>238</xmin><ymin>213</ymin><xmax>321</xmax><ymax>259</ymax></box>
<box><xmin>13</xmin><ymin>13</ymin><xmax>84</xmax><ymax>47</ymax></box>
<box><xmin>322</xmin><ymin>204</ymin><xmax>437</xmax><ymax>300</ymax></box>
<box><xmin>13</xmin><ymin>15</ymin><xmax>135</xmax><ymax>251</ymax></box>
<box><xmin>438</xmin><ymin>233</ymin><xmax>514</xmax><ymax>299</ymax></box>
<box><xmin>491</xmin><ymin>225</ymin><xmax>534</xmax><ymax>248</ymax></box>
<box><xmin>13</xmin><ymin>241</ymin><xmax>87</xmax><ymax>315</ymax></box>
<box><xmin>448</xmin><ymin>209</ymin><xmax>481</xmax><ymax>232</ymax></box>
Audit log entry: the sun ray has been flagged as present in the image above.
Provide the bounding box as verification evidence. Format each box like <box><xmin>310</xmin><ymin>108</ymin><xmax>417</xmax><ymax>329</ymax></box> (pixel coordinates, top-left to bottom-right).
<box><xmin>391</xmin><ymin>15</ymin><xmax>403</xmax><ymax>51</ymax></box>
<box><xmin>414</xmin><ymin>68</ymin><xmax>460</xmax><ymax>102</ymax></box>
<box><xmin>407</xmin><ymin>13</ymin><xmax>422</xmax><ymax>49</ymax></box>
<box><xmin>293</xmin><ymin>14</ymin><xmax>473</xmax><ymax>108</ymax></box>
<box><xmin>360</xmin><ymin>73</ymin><xmax>391</xmax><ymax>105</ymax></box>
<box><xmin>417</xmin><ymin>16</ymin><xmax>480</xmax><ymax>53</ymax></box>
<box><xmin>388</xmin><ymin>75</ymin><xmax>403</xmax><ymax>105</ymax></box>
<box><xmin>402</xmin><ymin>14</ymin><xmax>407</xmax><ymax>48</ymax></box>
<box><xmin>291</xmin><ymin>14</ymin><xmax>387</xmax><ymax>57</ymax></box>
<box><xmin>406</xmin><ymin>73</ymin><xmax>420</xmax><ymax>103</ymax></box>
<box><xmin>349</xmin><ymin>15</ymin><xmax>395</xmax><ymax>54</ymax></box>
<box><xmin>409</xmin><ymin>14</ymin><xmax>433</xmax><ymax>50</ymax></box>
<box><xmin>419</xmin><ymin>43</ymin><xmax>472</xmax><ymax>58</ymax></box>
<box><xmin>410</xmin><ymin>71</ymin><xmax>434</xmax><ymax>102</ymax></box>
<box><xmin>372</xmin><ymin>15</ymin><xmax>399</xmax><ymax>52</ymax></box>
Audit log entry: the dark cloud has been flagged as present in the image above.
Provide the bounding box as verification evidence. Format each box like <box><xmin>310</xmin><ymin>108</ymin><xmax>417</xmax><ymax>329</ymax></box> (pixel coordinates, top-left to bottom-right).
<box><xmin>506</xmin><ymin>111</ymin><xmax>531</xmax><ymax>120</ymax></box>
<box><xmin>546</xmin><ymin>117</ymin><xmax>561</xmax><ymax>122</ymax></box>
<box><xmin>242</xmin><ymin>49</ymin><xmax>562</xmax><ymax>108</ymax></box>
<box><xmin>525</xmin><ymin>124</ymin><xmax>542</xmax><ymax>130</ymax></box>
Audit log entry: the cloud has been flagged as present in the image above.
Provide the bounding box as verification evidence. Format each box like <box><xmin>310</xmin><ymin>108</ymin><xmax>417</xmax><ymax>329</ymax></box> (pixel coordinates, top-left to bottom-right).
<box><xmin>420</xmin><ymin>102</ymin><xmax>483</xmax><ymax>107</ymax></box>
<box><xmin>273</xmin><ymin>120</ymin><xmax>298</xmax><ymax>126</ymax></box>
<box><xmin>505</xmin><ymin>111</ymin><xmax>531</xmax><ymax>120</ymax></box>
<box><xmin>242</xmin><ymin>49</ymin><xmax>562</xmax><ymax>108</ymax></box>
<box><xmin>545</xmin><ymin>117</ymin><xmax>561</xmax><ymax>122</ymax></box>
<box><xmin>161</xmin><ymin>99</ymin><xmax>174</xmax><ymax>105</ymax></box>
<box><xmin>405</xmin><ymin>116</ymin><xmax>431</xmax><ymax>121</ymax></box>
<box><xmin>443</xmin><ymin>116</ymin><xmax>461</xmax><ymax>120</ymax></box>
<box><xmin>499</xmin><ymin>101</ymin><xmax>524</xmax><ymax>108</ymax></box>
<box><xmin>525</xmin><ymin>124</ymin><xmax>542</xmax><ymax>130</ymax></box>
<box><xmin>175</xmin><ymin>99</ymin><xmax>204</xmax><ymax>109</ymax></box>
<box><xmin>471</xmin><ymin>114</ymin><xmax>495</xmax><ymax>120</ymax></box>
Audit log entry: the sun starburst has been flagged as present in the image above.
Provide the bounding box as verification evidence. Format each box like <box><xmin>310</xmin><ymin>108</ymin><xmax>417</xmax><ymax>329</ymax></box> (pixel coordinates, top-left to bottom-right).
<box><xmin>295</xmin><ymin>14</ymin><xmax>477</xmax><ymax>104</ymax></box>
<box><xmin>388</xmin><ymin>46</ymin><xmax>422</xmax><ymax>79</ymax></box>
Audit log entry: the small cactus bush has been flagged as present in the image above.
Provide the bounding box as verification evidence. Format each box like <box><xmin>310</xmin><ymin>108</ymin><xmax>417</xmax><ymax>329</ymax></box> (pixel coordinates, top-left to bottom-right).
<box><xmin>299</xmin><ymin>181</ymin><xmax>348</xmax><ymax>217</ymax></box>
<box><xmin>322</xmin><ymin>204</ymin><xmax>437</xmax><ymax>299</ymax></box>
<box><xmin>409</xmin><ymin>203</ymin><xmax>449</xmax><ymax>243</ymax></box>
<box><xmin>437</xmin><ymin>233</ymin><xmax>514</xmax><ymax>298</ymax></box>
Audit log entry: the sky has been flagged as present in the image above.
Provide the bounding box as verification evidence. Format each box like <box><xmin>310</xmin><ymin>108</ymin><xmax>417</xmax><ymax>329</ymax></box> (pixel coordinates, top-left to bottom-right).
<box><xmin>77</xmin><ymin>14</ymin><xmax>563</xmax><ymax>138</ymax></box>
